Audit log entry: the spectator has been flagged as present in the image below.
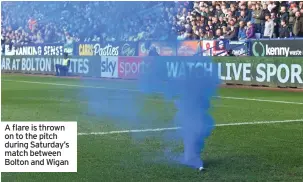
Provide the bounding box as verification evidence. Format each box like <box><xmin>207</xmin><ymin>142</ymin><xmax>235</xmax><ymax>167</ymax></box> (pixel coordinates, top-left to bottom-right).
<box><xmin>191</xmin><ymin>31</ymin><xmax>199</xmax><ymax>40</ymax></box>
<box><xmin>239</xmin><ymin>4</ymin><xmax>249</xmax><ymax>17</ymax></box>
<box><xmin>279</xmin><ymin>19</ymin><xmax>290</xmax><ymax>38</ymax></box>
<box><xmin>204</xmin><ymin>30</ymin><xmax>214</xmax><ymax>40</ymax></box>
<box><xmin>238</xmin><ymin>21</ymin><xmax>247</xmax><ymax>40</ymax></box>
<box><xmin>268</xmin><ymin>2</ymin><xmax>277</xmax><ymax>13</ymax></box>
<box><xmin>218</xmin><ymin>16</ymin><xmax>227</xmax><ymax>28</ymax></box>
<box><xmin>250</xmin><ymin>4</ymin><xmax>256</xmax><ymax>24</ymax></box>
<box><xmin>204</xmin><ymin>25</ymin><xmax>210</xmax><ymax>32</ymax></box>
<box><xmin>253</xmin><ymin>3</ymin><xmax>262</xmax><ymax>33</ymax></box>
<box><xmin>35</xmin><ymin>32</ymin><xmax>44</xmax><ymax>43</ymax></box>
<box><xmin>230</xmin><ymin>5</ymin><xmax>237</xmax><ymax>17</ymax></box>
<box><xmin>207</xmin><ymin>20</ymin><xmax>213</xmax><ymax>31</ymax></box>
<box><xmin>212</xmin><ymin>17</ymin><xmax>219</xmax><ymax>31</ymax></box>
<box><xmin>28</xmin><ymin>17</ymin><xmax>37</xmax><ymax>32</ymax></box>
<box><xmin>279</xmin><ymin>6</ymin><xmax>289</xmax><ymax>23</ymax></box>
<box><xmin>239</xmin><ymin>10</ymin><xmax>249</xmax><ymax>23</ymax></box>
<box><xmin>264</xmin><ymin>14</ymin><xmax>274</xmax><ymax>38</ymax></box>
<box><xmin>230</xmin><ymin>19</ymin><xmax>239</xmax><ymax>36</ymax></box>
<box><xmin>207</xmin><ymin>5</ymin><xmax>215</xmax><ymax>17</ymax></box>
<box><xmin>293</xmin><ymin>11</ymin><xmax>303</xmax><ymax>37</ymax></box>
<box><xmin>271</xmin><ymin>13</ymin><xmax>279</xmax><ymax>38</ymax></box>
<box><xmin>224</xmin><ymin>26</ymin><xmax>237</xmax><ymax>40</ymax></box>
<box><xmin>214</xmin><ymin>28</ymin><xmax>223</xmax><ymax>39</ymax></box>
<box><xmin>183</xmin><ymin>29</ymin><xmax>193</xmax><ymax>40</ymax></box>
<box><xmin>246</xmin><ymin>21</ymin><xmax>255</xmax><ymax>39</ymax></box>
<box><xmin>198</xmin><ymin>29</ymin><xmax>205</xmax><ymax>40</ymax></box>
<box><xmin>261</xmin><ymin>3</ymin><xmax>271</xmax><ymax>35</ymax></box>
<box><xmin>215</xmin><ymin>4</ymin><xmax>223</xmax><ymax>17</ymax></box>
<box><xmin>177</xmin><ymin>30</ymin><xmax>186</xmax><ymax>40</ymax></box>
<box><xmin>222</xmin><ymin>26</ymin><xmax>228</xmax><ymax>35</ymax></box>
<box><xmin>289</xmin><ymin>6</ymin><xmax>298</xmax><ymax>33</ymax></box>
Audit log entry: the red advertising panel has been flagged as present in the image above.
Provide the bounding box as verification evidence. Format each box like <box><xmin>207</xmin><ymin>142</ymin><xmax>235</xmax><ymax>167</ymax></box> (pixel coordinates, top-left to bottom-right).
<box><xmin>177</xmin><ymin>41</ymin><xmax>202</xmax><ymax>56</ymax></box>
<box><xmin>118</xmin><ymin>57</ymin><xmax>147</xmax><ymax>79</ymax></box>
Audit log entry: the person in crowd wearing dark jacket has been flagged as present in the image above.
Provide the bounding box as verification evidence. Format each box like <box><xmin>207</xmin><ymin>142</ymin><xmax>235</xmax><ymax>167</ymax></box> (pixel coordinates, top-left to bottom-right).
<box><xmin>214</xmin><ymin>28</ymin><xmax>223</xmax><ymax>39</ymax></box>
<box><xmin>224</xmin><ymin>26</ymin><xmax>237</xmax><ymax>40</ymax></box>
<box><xmin>293</xmin><ymin>12</ymin><xmax>303</xmax><ymax>37</ymax></box>
<box><xmin>271</xmin><ymin>13</ymin><xmax>280</xmax><ymax>38</ymax></box>
<box><xmin>288</xmin><ymin>5</ymin><xmax>297</xmax><ymax>33</ymax></box>
<box><xmin>239</xmin><ymin>10</ymin><xmax>249</xmax><ymax>23</ymax></box>
<box><xmin>279</xmin><ymin>19</ymin><xmax>290</xmax><ymax>38</ymax></box>
<box><xmin>253</xmin><ymin>3</ymin><xmax>262</xmax><ymax>33</ymax></box>
<box><xmin>279</xmin><ymin>6</ymin><xmax>289</xmax><ymax>23</ymax></box>
<box><xmin>218</xmin><ymin>16</ymin><xmax>227</xmax><ymax>28</ymax></box>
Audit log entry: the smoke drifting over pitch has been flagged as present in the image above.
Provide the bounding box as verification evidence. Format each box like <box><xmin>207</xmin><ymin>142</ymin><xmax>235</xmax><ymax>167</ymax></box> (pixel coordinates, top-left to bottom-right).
<box><xmin>76</xmin><ymin>1</ymin><xmax>220</xmax><ymax>169</ymax></box>
<box><xmin>139</xmin><ymin>56</ymin><xmax>220</xmax><ymax>168</ymax></box>
<box><xmin>79</xmin><ymin>55</ymin><xmax>219</xmax><ymax>169</ymax></box>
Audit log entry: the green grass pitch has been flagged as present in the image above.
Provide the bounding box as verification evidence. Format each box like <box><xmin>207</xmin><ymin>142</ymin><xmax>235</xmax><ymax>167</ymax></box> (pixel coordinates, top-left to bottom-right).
<box><xmin>1</xmin><ymin>74</ymin><xmax>303</xmax><ymax>182</ymax></box>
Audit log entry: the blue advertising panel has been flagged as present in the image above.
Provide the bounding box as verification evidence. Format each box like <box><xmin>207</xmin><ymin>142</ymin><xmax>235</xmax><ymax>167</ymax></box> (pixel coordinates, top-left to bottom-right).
<box><xmin>228</xmin><ymin>41</ymin><xmax>248</xmax><ymax>56</ymax></box>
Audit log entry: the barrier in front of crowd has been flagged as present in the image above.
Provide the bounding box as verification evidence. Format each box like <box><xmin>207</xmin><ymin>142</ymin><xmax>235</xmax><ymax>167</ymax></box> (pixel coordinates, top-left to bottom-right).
<box><xmin>2</xmin><ymin>39</ymin><xmax>302</xmax><ymax>88</ymax></box>
<box><xmin>2</xmin><ymin>55</ymin><xmax>302</xmax><ymax>88</ymax></box>
<box><xmin>3</xmin><ymin>38</ymin><xmax>303</xmax><ymax>57</ymax></box>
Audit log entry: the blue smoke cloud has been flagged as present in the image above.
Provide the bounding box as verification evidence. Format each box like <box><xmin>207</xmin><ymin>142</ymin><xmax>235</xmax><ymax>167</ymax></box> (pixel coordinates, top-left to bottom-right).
<box><xmin>80</xmin><ymin>55</ymin><xmax>220</xmax><ymax>169</ymax></box>
<box><xmin>71</xmin><ymin>1</ymin><xmax>220</xmax><ymax>169</ymax></box>
<box><xmin>138</xmin><ymin>56</ymin><xmax>220</xmax><ymax>168</ymax></box>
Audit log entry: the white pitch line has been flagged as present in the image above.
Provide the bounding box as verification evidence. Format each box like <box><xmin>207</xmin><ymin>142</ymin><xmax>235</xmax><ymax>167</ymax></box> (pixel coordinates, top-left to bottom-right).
<box><xmin>77</xmin><ymin>119</ymin><xmax>303</xmax><ymax>136</ymax></box>
<box><xmin>217</xmin><ymin>96</ymin><xmax>303</xmax><ymax>105</ymax></box>
<box><xmin>3</xmin><ymin>79</ymin><xmax>303</xmax><ymax>105</ymax></box>
<box><xmin>78</xmin><ymin>127</ymin><xmax>181</xmax><ymax>136</ymax></box>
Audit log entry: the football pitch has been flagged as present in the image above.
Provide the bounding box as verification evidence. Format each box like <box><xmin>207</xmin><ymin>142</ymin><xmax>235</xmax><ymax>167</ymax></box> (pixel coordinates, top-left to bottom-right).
<box><xmin>1</xmin><ymin>74</ymin><xmax>303</xmax><ymax>182</ymax></box>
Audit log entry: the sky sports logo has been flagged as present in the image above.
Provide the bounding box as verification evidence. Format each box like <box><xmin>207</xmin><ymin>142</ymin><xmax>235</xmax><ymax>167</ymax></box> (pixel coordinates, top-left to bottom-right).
<box><xmin>118</xmin><ymin>57</ymin><xmax>148</xmax><ymax>79</ymax></box>
<box><xmin>100</xmin><ymin>57</ymin><xmax>118</xmax><ymax>78</ymax></box>
<box><xmin>100</xmin><ymin>57</ymin><xmax>147</xmax><ymax>79</ymax></box>
<box><xmin>252</xmin><ymin>41</ymin><xmax>302</xmax><ymax>57</ymax></box>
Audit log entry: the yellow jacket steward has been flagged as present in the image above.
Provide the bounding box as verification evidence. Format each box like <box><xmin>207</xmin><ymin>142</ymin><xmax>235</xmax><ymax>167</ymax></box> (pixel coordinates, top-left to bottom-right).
<box><xmin>62</xmin><ymin>58</ymin><xmax>69</xmax><ymax>66</ymax></box>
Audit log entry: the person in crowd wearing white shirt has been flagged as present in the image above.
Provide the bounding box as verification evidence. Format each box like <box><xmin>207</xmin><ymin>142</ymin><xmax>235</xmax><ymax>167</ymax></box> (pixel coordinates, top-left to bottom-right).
<box><xmin>263</xmin><ymin>15</ymin><xmax>274</xmax><ymax>38</ymax></box>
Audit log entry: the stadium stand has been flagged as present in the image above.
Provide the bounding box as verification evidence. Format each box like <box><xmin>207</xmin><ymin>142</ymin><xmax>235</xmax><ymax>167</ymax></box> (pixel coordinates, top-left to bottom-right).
<box><xmin>175</xmin><ymin>1</ymin><xmax>303</xmax><ymax>40</ymax></box>
<box><xmin>1</xmin><ymin>1</ymin><xmax>303</xmax><ymax>48</ymax></box>
<box><xmin>1</xmin><ymin>1</ymin><xmax>175</xmax><ymax>46</ymax></box>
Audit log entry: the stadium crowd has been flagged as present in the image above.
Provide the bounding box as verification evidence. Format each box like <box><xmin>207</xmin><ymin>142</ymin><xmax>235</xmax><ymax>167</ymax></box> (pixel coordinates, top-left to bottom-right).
<box><xmin>1</xmin><ymin>1</ymin><xmax>303</xmax><ymax>47</ymax></box>
<box><xmin>175</xmin><ymin>1</ymin><xmax>303</xmax><ymax>40</ymax></box>
<box><xmin>1</xmin><ymin>1</ymin><xmax>175</xmax><ymax>46</ymax></box>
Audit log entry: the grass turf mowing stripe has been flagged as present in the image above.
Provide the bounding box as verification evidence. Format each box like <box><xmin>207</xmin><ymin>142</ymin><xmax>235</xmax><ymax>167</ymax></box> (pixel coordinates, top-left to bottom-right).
<box><xmin>3</xmin><ymin>79</ymin><xmax>303</xmax><ymax>105</ymax></box>
<box><xmin>78</xmin><ymin>119</ymin><xmax>303</xmax><ymax>136</ymax></box>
